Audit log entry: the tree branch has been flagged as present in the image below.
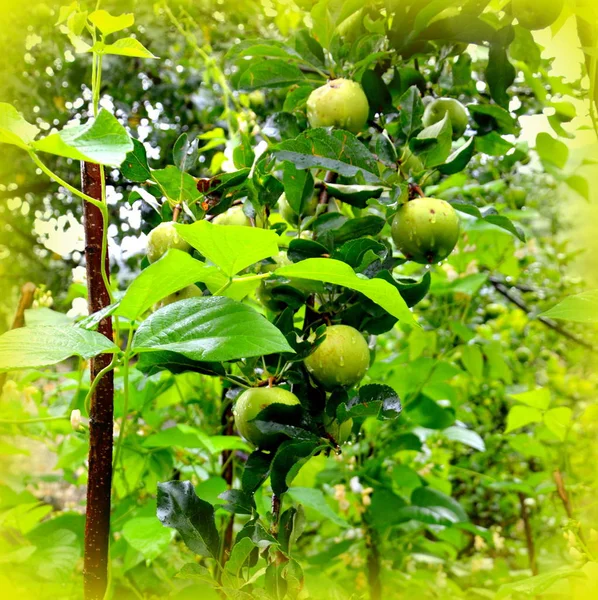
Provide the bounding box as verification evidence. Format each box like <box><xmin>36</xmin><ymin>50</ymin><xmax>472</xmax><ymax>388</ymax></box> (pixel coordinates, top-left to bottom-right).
<box><xmin>488</xmin><ymin>276</ymin><xmax>595</xmax><ymax>351</ymax></box>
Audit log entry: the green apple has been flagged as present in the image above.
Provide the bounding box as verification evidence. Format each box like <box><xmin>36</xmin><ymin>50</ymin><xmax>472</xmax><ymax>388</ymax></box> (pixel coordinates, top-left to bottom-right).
<box><xmin>157</xmin><ymin>284</ymin><xmax>202</xmax><ymax>309</ymax></box>
<box><xmin>212</xmin><ymin>205</ymin><xmax>264</xmax><ymax>227</ymax></box>
<box><xmin>422</xmin><ymin>97</ymin><xmax>469</xmax><ymax>139</ymax></box>
<box><xmin>325</xmin><ymin>417</ymin><xmax>353</xmax><ymax>445</ymax></box>
<box><xmin>509</xmin><ymin>187</ymin><xmax>526</xmax><ymax>209</ymax></box>
<box><xmin>146</xmin><ymin>221</ymin><xmax>192</xmax><ymax>264</ymax></box>
<box><xmin>259</xmin><ymin>251</ymin><xmax>292</xmax><ymax>274</ymax></box>
<box><xmin>512</xmin><ymin>0</ymin><xmax>564</xmax><ymax>30</ymax></box>
<box><xmin>233</xmin><ymin>387</ymin><xmax>301</xmax><ymax>450</ymax></box>
<box><xmin>515</xmin><ymin>346</ymin><xmax>532</xmax><ymax>363</ymax></box>
<box><xmin>391</xmin><ymin>197</ymin><xmax>460</xmax><ymax>264</ymax></box>
<box><xmin>304</xmin><ymin>324</ymin><xmax>370</xmax><ymax>390</ymax></box>
<box><xmin>484</xmin><ymin>303</ymin><xmax>507</xmax><ymax>319</ymax></box>
<box><xmin>278</xmin><ymin>193</ymin><xmax>319</xmax><ymax>225</ymax></box>
<box><xmin>307</xmin><ymin>79</ymin><xmax>370</xmax><ymax>134</ymax></box>
<box><xmin>256</xmin><ymin>279</ymin><xmax>286</xmax><ymax>312</ymax></box>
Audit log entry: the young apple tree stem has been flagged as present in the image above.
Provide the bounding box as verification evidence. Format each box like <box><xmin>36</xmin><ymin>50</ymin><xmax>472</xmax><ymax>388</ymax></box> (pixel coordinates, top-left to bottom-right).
<box><xmin>81</xmin><ymin>160</ymin><xmax>115</xmax><ymax>600</ymax></box>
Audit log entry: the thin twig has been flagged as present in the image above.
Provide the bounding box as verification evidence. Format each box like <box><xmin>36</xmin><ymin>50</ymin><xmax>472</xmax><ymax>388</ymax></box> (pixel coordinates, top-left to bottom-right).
<box><xmin>518</xmin><ymin>492</ymin><xmax>538</xmax><ymax>575</ymax></box>
<box><xmin>488</xmin><ymin>277</ymin><xmax>595</xmax><ymax>351</ymax></box>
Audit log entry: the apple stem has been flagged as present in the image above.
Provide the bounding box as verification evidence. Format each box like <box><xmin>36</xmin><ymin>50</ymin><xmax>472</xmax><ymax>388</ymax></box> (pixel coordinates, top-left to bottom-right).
<box><xmin>172</xmin><ymin>203</ymin><xmax>181</xmax><ymax>222</ymax></box>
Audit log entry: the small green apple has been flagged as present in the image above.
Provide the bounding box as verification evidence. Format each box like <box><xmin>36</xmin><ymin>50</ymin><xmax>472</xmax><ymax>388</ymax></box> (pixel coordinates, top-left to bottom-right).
<box><xmin>146</xmin><ymin>221</ymin><xmax>192</xmax><ymax>264</ymax></box>
<box><xmin>512</xmin><ymin>0</ymin><xmax>564</xmax><ymax>30</ymax></box>
<box><xmin>233</xmin><ymin>387</ymin><xmax>301</xmax><ymax>450</ymax></box>
<box><xmin>212</xmin><ymin>205</ymin><xmax>264</xmax><ymax>227</ymax></box>
<box><xmin>307</xmin><ymin>79</ymin><xmax>370</xmax><ymax>134</ymax></box>
<box><xmin>515</xmin><ymin>346</ymin><xmax>532</xmax><ymax>363</ymax></box>
<box><xmin>422</xmin><ymin>97</ymin><xmax>469</xmax><ymax>139</ymax></box>
<box><xmin>157</xmin><ymin>284</ymin><xmax>202</xmax><ymax>309</ymax></box>
<box><xmin>278</xmin><ymin>193</ymin><xmax>319</xmax><ymax>225</ymax></box>
<box><xmin>391</xmin><ymin>197</ymin><xmax>460</xmax><ymax>264</ymax></box>
<box><xmin>304</xmin><ymin>324</ymin><xmax>370</xmax><ymax>390</ymax></box>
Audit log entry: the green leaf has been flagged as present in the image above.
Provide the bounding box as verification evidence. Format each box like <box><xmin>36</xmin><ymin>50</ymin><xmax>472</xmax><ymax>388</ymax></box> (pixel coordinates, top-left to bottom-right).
<box><xmin>509</xmin><ymin>388</ymin><xmax>551</xmax><ymax>410</ymax></box>
<box><xmin>235</xmin><ymin>59</ymin><xmax>305</xmax><ymax>90</ymax></box>
<box><xmin>565</xmin><ymin>174</ymin><xmax>589</xmax><ymax>201</ymax></box>
<box><xmin>33</xmin><ymin>109</ymin><xmax>133</xmax><ymax>166</ymax></box>
<box><xmin>275</xmin><ymin>258</ymin><xmax>418</xmax><ymax>327</ymax></box>
<box><xmin>288</xmin><ymin>488</ymin><xmax>348</xmax><ymax>527</ymax></box>
<box><xmin>411</xmin><ymin>486</ymin><xmax>468</xmax><ymax>522</ymax></box>
<box><xmin>324</xmin><ymin>183</ymin><xmax>385</xmax><ymax>208</ymax></box>
<box><xmin>88</xmin><ymin>10</ymin><xmax>134</xmax><ymax>36</ymax></box>
<box><xmin>496</xmin><ymin>567</ymin><xmax>582</xmax><ymax>600</ymax></box>
<box><xmin>274</xmin><ymin>129</ymin><xmax>380</xmax><ymax>183</ymax></box>
<box><xmin>442</xmin><ymin>426</ymin><xmax>485</xmax><ymax>451</ymax></box>
<box><xmin>282</xmin><ymin>162</ymin><xmax>315</xmax><ymax>214</ymax></box>
<box><xmin>338</xmin><ymin>384</ymin><xmax>402</xmax><ymax>421</ymax></box>
<box><xmin>152</xmin><ymin>166</ymin><xmax>201</xmax><ymax>204</ymax></box>
<box><xmin>485</xmin><ymin>27</ymin><xmax>516</xmax><ymax>108</ymax></box>
<box><xmin>536</xmin><ymin>132</ymin><xmax>568</xmax><ymax>170</ymax></box>
<box><xmin>122</xmin><ymin>517</ymin><xmax>173</xmax><ymax>561</ymax></box>
<box><xmin>95</xmin><ymin>37</ymin><xmax>158</xmax><ymax>59</ymax></box>
<box><xmin>409</xmin><ymin>113</ymin><xmax>453</xmax><ymax>167</ymax></box>
<box><xmin>121</xmin><ymin>138</ymin><xmax>151</xmax><ymax>182</ymax></box>
<box><xmin>271</xmin><ymin>440</ymin><xmax>325</xmax><ymax>496</ymax></box>
<box><xmin>505</xmin><ymin>405</ymin><xmax>543</xmax><ymax>433</ymax></box>
<box><xmin>132</xmin><ymin>297</ymin><xmax>295</xmax><ymax>361</ymax></box>
<box><xmin>406</xmin><ymin>395</ymin><xmax>455</xmax><ymax>429</ymax></box>
<box><xmin>117</xmin><ymin>250</ymin><xmax>216</xmax><ymax>320</ymax></box>
<box><xmin>242</xmin><ymin>451</ymin><xmax>273</xmax><ymax>495</ymax></box>
<box><xmin>224</xmin><ymin>537</ymin><xmax>258</xmax><ymax>576</ymax></box>
<box><xmin>157</xmin><ymin>480</ymin><xmax>220</xmax><ymax>559</ymax></box>
<box><xmin>28</xmin><ymin>529</ymin><xmax>80</xmax><ymax>581</ymax></box>
<box><xmin>468</xmin><ymin>104</ymin><xmax>519</xmax><ymax>135</ymax></box>
<box><xmin>543</xmin><ymin>407</ymin><xmax>572</xmax><ymax>441</ymax></box>
<box><xmin>174</xmin><ymin>220</ymin><xmax>280</xmax><ymax>277</ymax></box>
<box><xmin>460</xmin><ymin>344</ymin><xmax>483</xmax><ymax>379</ymax></box>
<box><xmin>398</xmin><ymin>85</ymin><xmax>424</xmax><ymax>139</ymax></box>
<box><xmin>0</xmin><ymin>103</ymin><xmax>39</xmax><ymax>149</ymax></box>
<box><xmin>437</xmin><ymin>136</ymin><xmax>475</xmax><ymax>175</ymax></box>
<box><xmin>0</xmin><ymin>326</ymin><xmax>117</xmax><ymax>372</ymax></box>
<box><xmin>539</xmin><ymin>290</ymin><xmax>598</xmax><ymax>323</ymax></box>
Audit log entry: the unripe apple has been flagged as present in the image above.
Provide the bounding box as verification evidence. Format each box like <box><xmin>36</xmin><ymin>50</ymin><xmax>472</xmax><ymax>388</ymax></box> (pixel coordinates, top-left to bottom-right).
<box><xmin>307</xmin><ymin>79</ymin><xmax>370</xmax><ymax>134</ymax></box>
<box><xmin>146</xmin><ymin>221</ymin><xmax>192</xmax><ymax>263</ymax></box>
<box><xmin>422</xmin><ymin>97</ymin><xmax>469</xmax><ymax>139</ymax></box>
<box><xmin>509</xmin><ymin>187</ymin><xmax>526</xmax><ymax>209</ymax></box>
<box><xmin>512</xmin><ymin>0</ymin><xmax>564</xmax><ymax>30</ymax></box>
<box><xmin>157</xmin><ymin>284</ymin><xmax>202</xmax><ymax>309</ymax></box>
<box><xmin>304</xmin><ymin>325</ymin><xmax>370</xmax><ymax>390</ymax></box>
<box><xmin>259</xmin><ymin>251</ymin><xmax>292</xmax><ymax>274</ymax></box>
<box><xmin>212</xmin><ymin>205</ymin><xmax>264</xmax><ymax>227</ymax></box>
<box><xmin>278</xmin><ymin>193</ymin><xmax>318</xmax><ymax>226</ymax></box>
<box><xmin>391</xmin><ymin>197</ymin><xmax>460</xmax><ymax>264</ymax></box>
<box><xmin>256</xmin><ymin>280</ymin><xmax>286</xmax><ymax>312</ymax></box>
<box><xmin>515</xmin><ymin>346</ymin><xmax>532</xmax><ymax>363</ymax></box>
<box><xmin>233</xmin><ymin>387</ymin><xmax>301</xmax><ymax>450</ymax></box>
<box><xmin>325</xmin><ymin>417</ymin><xmax>354</xmax><ymax>445</ymax></box>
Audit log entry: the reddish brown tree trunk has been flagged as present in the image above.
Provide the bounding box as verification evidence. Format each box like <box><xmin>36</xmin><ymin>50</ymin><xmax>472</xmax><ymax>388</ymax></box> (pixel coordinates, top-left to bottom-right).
<box><xmin>81</xmin><ymin>161</ymin><xmax>114</xmax><ymax>600</ymax></box>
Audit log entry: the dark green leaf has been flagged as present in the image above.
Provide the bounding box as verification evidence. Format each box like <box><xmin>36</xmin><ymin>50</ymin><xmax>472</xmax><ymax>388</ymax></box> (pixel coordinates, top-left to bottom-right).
<box><xmin>157</xmin><ymin>480</ymin><xmax>220</xmax><ymax>558</ymax></box>
<box><xmin>121</xmin><ymin>138</ymin><xmax>151</xmax><ymax>182</ymax></box>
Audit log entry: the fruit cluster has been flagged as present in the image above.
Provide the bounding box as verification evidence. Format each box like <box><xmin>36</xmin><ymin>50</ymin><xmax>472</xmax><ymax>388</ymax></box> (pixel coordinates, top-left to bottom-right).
<box><xmin>146</xmin><ymin>78</ymin><xmax>467</xmax><ymax>453</ymax></box>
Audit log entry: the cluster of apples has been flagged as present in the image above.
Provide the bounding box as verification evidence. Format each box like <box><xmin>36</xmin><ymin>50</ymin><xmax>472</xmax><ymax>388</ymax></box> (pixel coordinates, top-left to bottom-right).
<box><xmin>145</xmin><ymin>75</ymin><xmax>473</xmax><ymax>451</ymax></box>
